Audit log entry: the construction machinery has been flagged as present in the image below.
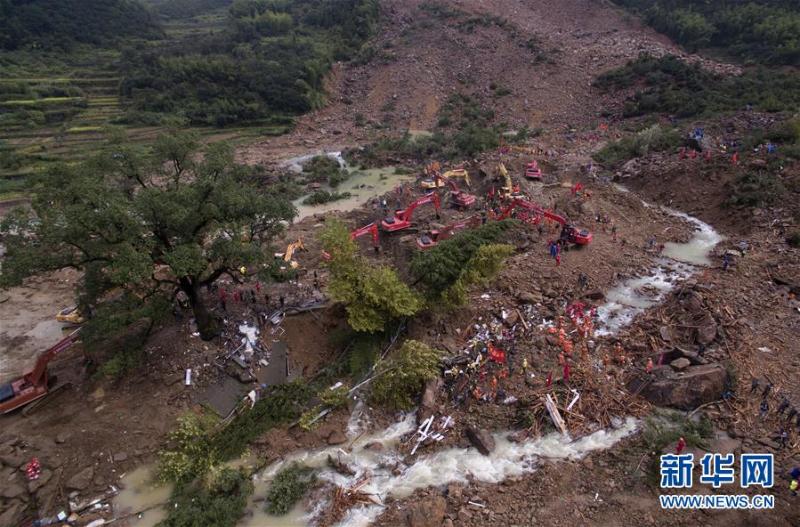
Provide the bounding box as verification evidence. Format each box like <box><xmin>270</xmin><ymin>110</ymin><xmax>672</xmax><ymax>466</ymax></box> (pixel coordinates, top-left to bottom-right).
<box><xmin>321</xmin><ymin>223</ymin><xmax>381</xmax><ymax>260</ymax></box>
<box><xmin>420</xmin><ymin>166</ymin><xmax>471</xmax><ymax>190</ymax></box>
<box><xmin>497</xmin><ymin>163</ymin><xmax>523</xmax><ymax>200</ymax></box>
<box><xmin>494</xmin><ymin>199</ymin><xmax>593</xmax><ymax>245</ymax></box>
<box><xmin>350</xmin><ymin>222</ymin><xmax>380</xmax><ymax>251</ymax></box>
<box><xmin>524</xmin><ymin>160</ymin><xmax>543</xmax><ymax>180</ymax></box>
<box><xmin>416</xmin><ymin>215</ymin><xmax>481</xmax><ymax>249</ymax></box>
<box><xmin>276</xmin><ymin>239</ymin><xmax>305</xmax><ymax>269</ymax></box>
<box><xmin>0</xmin><ymin>329</ymin><xmax>81</xmax><ymax>414</ymax></box>
<box><xmin>424</xmin><ymin>172</ymin><xmax>475</xmax><ymax>208</ymax></box>
<box><xmin>55</xmin><ymin>305</ymin><xmax>85</xmax><ymax>325</ymax></box>
<box><xmin>381</xmin><ymin>192</ymin><xmax>441</xmax><ymax>232</ymax></box>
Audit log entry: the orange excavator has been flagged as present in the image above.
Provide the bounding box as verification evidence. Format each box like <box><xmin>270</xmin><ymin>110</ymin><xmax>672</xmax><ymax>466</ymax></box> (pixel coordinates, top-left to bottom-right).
<box><xmin>494</xmin><ymin>198</ymin><xmax>593</xmax><ymax>245</ymax></box>
<box><xmin>524</xmin><ymin>160</ymin><xmax>543</xmax><ymax>180</ymax></box>
<box><xmin>322</xmin><ymin>222</ymin><xmax>380</xmax><ymax>260</ymax></box>
<box><xmin>0</xmin><ymin>329</ymin><xmax>81</xmax><ymax>414</ymax></box>
<box><xmin>416</xmin><ymin>215</ymin><xmax>481</xmax><ymax>249</ymax></box>
<box><xmin>381</xmin><ymin>192</ymin><xmax>441</xmax><ymax>232</ymax></box>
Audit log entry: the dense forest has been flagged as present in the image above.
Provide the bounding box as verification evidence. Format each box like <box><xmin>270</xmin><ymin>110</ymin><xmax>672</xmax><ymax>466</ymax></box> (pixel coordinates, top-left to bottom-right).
<box><xmin>145</xmin><ymin>0</ymin><xmax>232</xmax><ymax>19</ymax></box>
<box><xmin>119</xmin><ymin>0</ymin><xmax>381</xmax><ymax>126</ymax></box>
<box><xmin>0</xmin><ymin>0</ymin><xmax>162</xmax><ymax>50</ymax></box>
<box><xmin>614</xmin><ymin>0</ymin><xmax>800</xmax><ymax>65</ymax></box>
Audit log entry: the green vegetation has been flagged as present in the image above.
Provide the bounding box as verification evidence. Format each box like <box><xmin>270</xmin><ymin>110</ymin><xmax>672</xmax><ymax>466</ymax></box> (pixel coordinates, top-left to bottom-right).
<box><xmin>356</xmin><ymin>94</ymin><xmax>509</xmax><ymax>164</ymax></box>
<box><xmin>302</xmin><ymin>155</ymin><xmax>349</xmax><ymax>187</ymax></box>
<box><xmin>121</xmin><ymin>0</ymin><xmax>380</xmax><ymax>126</ymax></box>
<box><xmin>0</xmin><ymin>133</ymin><xmax>296</xmax><ymax>346</ymax></box>
<box><xmin>158</xmin><ymin>468</ymin><xmax>253</xmax><ymax>527</ymax></box>
<box><xmin>212</xmin><ymin>382</ymin><xmax>312</xmax><ymax>460</ymax></box>
<box><xmin>371</xmin><ymin>340</ymin><xmax>444</xmax><ymax>410</ymax></box>
<box><xmin>727</xmin><ymin>171</ymin><xmax>787</xmax><ymax>208</ymax></box>
<box><xmin>613</xmin><ymin>0</ymin><xmax>800</xmax><ymax>64</ymax></box>
<box><xmin>302</xmin><ymin>190</ymin><xmax>352</xmax><ymax>205</ymax></box>
<box><xmin>0</xmin><ymin>0</ymin><xmax>162</xmax><ymax>51</ymax></box>
<box><xmin>148</xmin><ymin>0</ymin><xmax>233</xmax><ymax>19</ymax></box>
<box><xmin>411</xmin><ymin>220</ymin><xmax>516</xmax><ymax>299</ymax></box>
<box><xmin>265</xmin><ymin>464</ymin><xmax>316</xmax><ymax>516</ymax></box>
<box><xmin>321</xmin><ymin>220</ymin><xmax>423</xmax><ymax>332</ymax></box>
<box><xmin>158</xmin><ymin>413</ymin><xmax>221</xmax><ymax>484</ymax></box>
<box><xmin>594</xmin><ymin>54</ymin><xmax>800</xmax><ymax>118</ymax></box>
<box><xmin>442</xmin><ymin>243</ymin><xmax>515</xmax><ymax>307</ymax></box>
<box><xmin>642</xmin><ymin>409</ymin><xmax>712</xmax><ymax>486</ymax></box>
<box><xmin>593</xmin><ymin>124</ymin><xmax>684</xmax><ymax>166</ymax></box>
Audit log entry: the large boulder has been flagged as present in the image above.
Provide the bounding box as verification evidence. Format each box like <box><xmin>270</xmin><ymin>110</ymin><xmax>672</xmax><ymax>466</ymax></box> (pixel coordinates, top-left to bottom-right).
<box><xmin>66</xmin><ymin>466</ymin><xmax>94</xmax><ymax>491</ymax></box>
<box><xmin>631</xmin><ymin>364</ymin><xmax>728</xmax><ymax>410</ymax></box>
<box><xmin>465</xmin><ymin>427</ymin><xmax>495</xmax><ymax>456</ymax></box>
<box><xmin>695</xmin><ymin>314</ymin><xmax>718</xmax><ymax>345</ymax></box>
<box><xmin>405</xmin><ymin>496</ymin><xmax>446</xmax><ymax>527</ymax></box>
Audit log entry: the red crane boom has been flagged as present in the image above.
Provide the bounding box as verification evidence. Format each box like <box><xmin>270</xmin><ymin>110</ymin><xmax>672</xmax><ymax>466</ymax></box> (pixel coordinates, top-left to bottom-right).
<box><xmin>0</xmin><ymin>328</ymin><xmax>81</xmax><ymax>414</ymax></box>
<box><xmin>381</xmin><ymin>192</ymin><xmax>441</xmax><ymax>232</ymax></box>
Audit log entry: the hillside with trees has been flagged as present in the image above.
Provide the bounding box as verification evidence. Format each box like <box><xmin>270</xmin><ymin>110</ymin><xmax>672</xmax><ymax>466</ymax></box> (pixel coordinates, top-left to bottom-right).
<box><xmin>614</xmin><ymin>0</ymin><xmax>800</xmax><ymax>65</ymax></box>
<box><xmin>119</xmin><ymin>0</ymin><xmax>380</xmax><ymax>126</ymax></box>
<box><xmin>0</xmin><ymin>0</ymin><xmax>162</xmax><ymax>50</ymax></box>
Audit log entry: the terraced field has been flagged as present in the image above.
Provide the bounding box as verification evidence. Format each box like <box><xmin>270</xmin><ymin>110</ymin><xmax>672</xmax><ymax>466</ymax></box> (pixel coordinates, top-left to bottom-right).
<box><xmin>0</xmin><ymin>8</ymin><xmax>278</xmax><ymax>199</ymax></box>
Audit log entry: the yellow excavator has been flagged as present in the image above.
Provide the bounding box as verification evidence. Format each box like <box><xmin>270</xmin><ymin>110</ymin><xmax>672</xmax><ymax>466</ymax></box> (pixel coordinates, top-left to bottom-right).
<box><xmin>55</xmin><ymin>306</ymin><xmax>85</xmax><ymax>325</ymax></box>
<box><xmin>497</xmin><ymin>163</ymin><xmax>522</xmax><ymax>200</ymax></box>
<box><xmin>276</xmin><ymin>239</ymin><xmax>305</xmax><ymax>269</ymax></box>
<box><xmin>420</xmin><ymin>165</ymin><xmax>471</xmax><ymax>189</ymax></box>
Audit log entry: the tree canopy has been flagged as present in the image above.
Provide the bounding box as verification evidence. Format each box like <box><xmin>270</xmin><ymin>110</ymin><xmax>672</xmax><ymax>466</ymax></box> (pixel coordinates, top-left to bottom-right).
<box><xmin>320</xmin><ymin>220</ymin><xmax>422</xmax><ymax>332</ymax></box>
<box><xmin>120</xmin><ymin>0</ymin><xmax>380</xmax><ymax>126</ymax></box>
<box><xmin>614</xmin><ymin>0</ymin><xmax>800</xmax><ymax>65</ymax></box>
<box><xmin>0</xmin><ymin>132</ymin><xmax>296</xmax><ymax>341</ymax></box>
<box><xmin>0</xmin><ymin>0</ymin><xmax>162</xmax><ymax>51</ymax></box>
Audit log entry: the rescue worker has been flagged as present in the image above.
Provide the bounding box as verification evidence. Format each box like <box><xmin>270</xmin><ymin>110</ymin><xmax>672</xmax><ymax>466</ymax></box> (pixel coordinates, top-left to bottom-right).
<box><xmin>760</xmin><ymin>399</ymin><xmax>770</xmax><ymax>419</ymax></box>
<box><xmin>646</xmin><ymin>358</ymin><xmax>654</xmax><ymax>374</ymax></box>
<box><xmin>676</xmin><ymin>437</ymin><xmax>686</xmax><ymax>455</ymax></box>
<box><xmin>722</xmin><ymin>253</ymin><xmax>732</xmax><ymax>271</ymax></box>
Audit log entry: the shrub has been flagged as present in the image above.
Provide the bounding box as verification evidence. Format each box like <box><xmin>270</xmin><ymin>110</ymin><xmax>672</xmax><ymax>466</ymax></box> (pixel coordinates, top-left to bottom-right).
<box><xmin>158</xmin><ymin>468</ymin><xmax>253</xmax><ymax>527</ymax></box>
<box><xmin>442</xmin><ymin>243</ymin><xmax>515</xmax><ymax>307</ymax></box>
<box><xmin>158</xmin><ymin>413</ymin><xmax>220</xmax><ymax>484</ymax></box>
<box><xmin>371</xmin><ymin>340</ymin><xmax>443</xmax><ymax>410</ymax></box>
<box><xmin>265</xmin><ymin>464</ymin><xmax>316</xmax><ymax>516</ymax></box>
<box><xmin>594</xmin><ymin>124</ymin><xmax>683</xmax><ymax>166</ymax></box>
<box><xmin>302</xmin><ymin>190</ymin><xmax>352</xmax><ymax>205</ymax></box>
<box><xmin>727</xmin><ymin>172</ymin><xmax>786</xmax><ymax>208</ymax></box>
<box><xmin>322</xmin><ymin>220</ymin><xmax>422</xmax><ymax>332</ymax></box>
<box><xmin>412</xmin><ymin>220</ymin><xmax>516</xmax><ymax>297</ymax></box>
<box><xmin>786</xmin><ymin>231</ymin><xmax>800</xmax><ymax>248</ymax></box>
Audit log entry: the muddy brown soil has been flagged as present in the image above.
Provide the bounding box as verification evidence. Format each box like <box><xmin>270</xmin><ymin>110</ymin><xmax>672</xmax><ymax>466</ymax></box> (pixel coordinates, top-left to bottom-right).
<box><xmin>2</xmin><ymin>1</ymin><xmax>799</xmax><ymax>526</ymax></box>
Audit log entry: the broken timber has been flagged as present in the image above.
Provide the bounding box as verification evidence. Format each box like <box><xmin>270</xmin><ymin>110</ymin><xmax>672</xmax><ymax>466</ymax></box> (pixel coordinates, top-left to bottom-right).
<box><xmin>544</xmin><ymin>393</ymin><xmax>568</xmax><ymax>435</ymax></box>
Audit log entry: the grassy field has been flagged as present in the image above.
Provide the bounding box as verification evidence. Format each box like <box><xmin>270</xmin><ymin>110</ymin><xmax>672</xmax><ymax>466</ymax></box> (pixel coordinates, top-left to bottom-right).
<box><xmin>0</xmin><ymin>8</ymin><xmax>282</xmax><ymax>200</ymax></box>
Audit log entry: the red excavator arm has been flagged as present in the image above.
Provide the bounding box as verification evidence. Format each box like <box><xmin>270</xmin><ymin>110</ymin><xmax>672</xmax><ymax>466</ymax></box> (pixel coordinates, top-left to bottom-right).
<box><xmin>401</xmin><ymin>192</ymin><xmax>441</xmax><ymax>221</ymax></box>
<box><xmin>417</xmin><ymin>216</ymin><xmax>481</xmax><ymax>249</ymax></box>
<box><xmin>382</xmin><ymin>192</ymin><xmax>441</xmax><ymax>232</ymax></box>
<box><xmin>350</xmin><ymin>222</ymin><xmax>380</xmax><ymax>249</ymax></box>
<box><xmin>25</xmin><ymin>328</ymin><xmax>81</xmax><ymax>387</ymax></box>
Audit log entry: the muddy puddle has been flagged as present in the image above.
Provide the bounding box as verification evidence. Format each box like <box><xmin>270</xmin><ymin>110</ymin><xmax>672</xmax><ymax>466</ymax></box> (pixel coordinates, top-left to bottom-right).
<box><xmin>113</xmin><ymin>465</ymin><xmax>173</xmax><ymax>527</ymax></box>
<box><xmin>283</xmin><ymin>151</ymin><xmax>415</xmax><ymax>222</ymax></box>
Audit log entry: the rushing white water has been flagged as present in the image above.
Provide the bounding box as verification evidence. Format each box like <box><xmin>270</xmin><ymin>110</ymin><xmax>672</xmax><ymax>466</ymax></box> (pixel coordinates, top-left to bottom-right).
<box><xmin>248</xmin><ymin>416</ymin><xmax>638</xmax><ymax>527</ymax></box>
<box><xmin>595</xmin><ymin>191</ymin><xmax>723</xmax><ymax>335</ymax></box>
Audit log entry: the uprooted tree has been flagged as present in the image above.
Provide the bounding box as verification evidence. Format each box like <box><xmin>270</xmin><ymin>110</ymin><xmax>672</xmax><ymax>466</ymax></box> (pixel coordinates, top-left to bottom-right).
<box><xmin>0</xmin><ymin>132</ymin><xmax>296</xmax><ymax>343</ymax></box>
<box><xmin>320</xmin><ymin>219</ymin><xmax>422</xmax><ymax>332</ymax></box>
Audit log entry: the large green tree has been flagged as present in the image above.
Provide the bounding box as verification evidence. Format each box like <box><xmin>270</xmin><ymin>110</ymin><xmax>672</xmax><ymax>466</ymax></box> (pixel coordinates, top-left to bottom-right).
<box><xmin>0</xmin><ymin>132</ymin><xmax>295</xmax><ymax>340</ymax></box>
<box><xmin>320</xmin><ymin>220</ymin><xmax>422</xmax><ymax>332</ymax></box>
